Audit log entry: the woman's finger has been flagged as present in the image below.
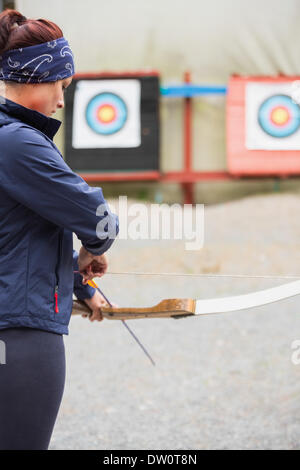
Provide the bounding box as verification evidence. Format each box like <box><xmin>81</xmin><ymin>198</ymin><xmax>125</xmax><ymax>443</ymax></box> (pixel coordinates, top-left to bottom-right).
<box><xmin>89</xmin><ymin>310</ymin><xmax>103</xmax><ymax>322</ymax></box>
<box><xmin>80</xmin><ymin>268</ymin><xmax>107</xmax><ymax>283</ymax></box>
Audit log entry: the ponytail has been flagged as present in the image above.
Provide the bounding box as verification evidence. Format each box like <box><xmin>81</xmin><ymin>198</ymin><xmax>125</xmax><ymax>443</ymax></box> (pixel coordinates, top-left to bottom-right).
<box><xmin>0</xmin><ymin>9</ymin><xmax>26</xmax><ymax>54</ymax></box>
<box><xmin>0</xmin><ymin>9</ymin><xmax>63</xmax><ymax>55</ymax></box>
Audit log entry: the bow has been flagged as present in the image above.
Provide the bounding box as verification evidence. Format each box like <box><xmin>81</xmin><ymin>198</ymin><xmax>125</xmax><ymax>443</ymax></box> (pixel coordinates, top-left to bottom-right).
<box><xmin>72</xmin><ymin>278</ymin><xmax>300</xmax><ymax>320</ymax></box>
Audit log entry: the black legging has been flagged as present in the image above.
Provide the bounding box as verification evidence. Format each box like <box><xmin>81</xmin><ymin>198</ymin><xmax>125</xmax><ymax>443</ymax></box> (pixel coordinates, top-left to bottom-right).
<box><xmin>0</xmin><ymin>327</ymin><xmax>65</xmax><ymax>450</ymax></box>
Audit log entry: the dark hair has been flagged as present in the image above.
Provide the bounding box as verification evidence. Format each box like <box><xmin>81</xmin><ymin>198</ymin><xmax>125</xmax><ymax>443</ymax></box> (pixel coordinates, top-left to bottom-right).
<box><xmin>0</xmin><ymin>9</ymin><xmax>63</xmax><ymax>55</ymax></box>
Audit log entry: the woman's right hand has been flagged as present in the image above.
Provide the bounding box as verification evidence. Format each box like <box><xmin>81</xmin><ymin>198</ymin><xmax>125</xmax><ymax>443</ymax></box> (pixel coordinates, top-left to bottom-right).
<box><xmin>78</xmin><ymin>246</ymin><xmax>108</xmax><ymax>284</ymax></box>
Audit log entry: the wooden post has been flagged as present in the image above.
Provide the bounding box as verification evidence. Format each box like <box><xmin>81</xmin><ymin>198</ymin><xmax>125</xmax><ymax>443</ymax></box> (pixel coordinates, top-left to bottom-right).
<box><xmin>183</xmin><ymin>71</ymin><xmax>194</xmax><ymax>204</ymax></box>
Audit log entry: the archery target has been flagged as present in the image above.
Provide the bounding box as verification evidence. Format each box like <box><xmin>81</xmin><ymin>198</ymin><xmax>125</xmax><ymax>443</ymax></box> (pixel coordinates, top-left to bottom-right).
<box><xmin>258</xmin><ymin>95</ymin><xmax>300</xmax><ymax>138</ymax></box>
<box><xmin>72</xmin><ymin>79</ymin><xmax>141</xmax><ymax>148</ymax></box>
<box><xmin>85</xmin><ymin>92</ymin><xmax>128</xmax><ymax>135</ymax></box>
<box><xmin>246</xmin><ymin>82</ymin><xmax>300</xmax><ymax>150</ymax></box>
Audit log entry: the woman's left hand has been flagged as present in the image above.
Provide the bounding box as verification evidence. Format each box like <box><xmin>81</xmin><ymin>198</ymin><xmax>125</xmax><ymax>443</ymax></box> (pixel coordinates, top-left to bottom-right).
<box><xmin>82</xmin><ymin>289</ymin><xmax>117</xmax><ymax>322</ymax></box>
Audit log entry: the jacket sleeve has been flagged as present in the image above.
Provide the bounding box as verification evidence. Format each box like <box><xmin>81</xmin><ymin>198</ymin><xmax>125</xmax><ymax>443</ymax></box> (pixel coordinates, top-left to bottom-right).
<box><xmin>73</xmin><ymin>250</ymin><xmax>96</xmax><ymax>300</ymax></box>
<box><xmin>0</xmin><ymin>124</ymin><xmax>119</xmax><ymax>255</ymax></box>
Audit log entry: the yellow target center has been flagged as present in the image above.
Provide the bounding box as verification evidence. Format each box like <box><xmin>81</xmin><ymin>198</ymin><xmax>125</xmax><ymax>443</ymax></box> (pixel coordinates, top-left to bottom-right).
<box><xmin>271</xmin><ymin>107</ymin><xmax>289</xmax><ymax>125</ymax></box>
<box><xmin>98</xmin><ymin>105</ymin><xmax>116</xmax><ymax>123</ymax></box>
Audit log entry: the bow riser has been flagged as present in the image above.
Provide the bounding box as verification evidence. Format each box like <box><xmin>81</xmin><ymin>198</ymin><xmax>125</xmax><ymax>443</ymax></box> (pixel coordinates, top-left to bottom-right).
<box><xmin>72</xmin><ymin>298</ymin><xmax>196</xmax><ymax>320</ymax></box>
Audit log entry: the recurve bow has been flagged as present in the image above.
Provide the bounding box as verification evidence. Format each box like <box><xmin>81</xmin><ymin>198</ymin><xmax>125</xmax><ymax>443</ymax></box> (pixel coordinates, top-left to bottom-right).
<box><xmin>72</xmin><ymin>278</ymin><xmax>300</xmax><ymax>320</ymax></box>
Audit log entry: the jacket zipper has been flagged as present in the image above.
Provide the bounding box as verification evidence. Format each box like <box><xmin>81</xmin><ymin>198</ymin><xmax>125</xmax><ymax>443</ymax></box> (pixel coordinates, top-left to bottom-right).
<box><xmin>54</xmin><ymin>285</ymin><xmax>59</xmax><ymax>313</ymax></box>
<box><xmin>54</xmin><ymin>232</ymin><xmax>62</xmax><ymax>314</ymax></box>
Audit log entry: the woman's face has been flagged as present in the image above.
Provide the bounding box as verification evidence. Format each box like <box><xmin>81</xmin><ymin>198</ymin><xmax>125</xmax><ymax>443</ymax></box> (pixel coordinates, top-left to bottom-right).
<box><xmin>29</xmin><ymin>76</ymin><xmax>73</xmax><ymax>117</ymax></box>
<box><xmin>4</xmin><ymin>76</ymin><xmax>73</xmax><ymax>117</ymax></box>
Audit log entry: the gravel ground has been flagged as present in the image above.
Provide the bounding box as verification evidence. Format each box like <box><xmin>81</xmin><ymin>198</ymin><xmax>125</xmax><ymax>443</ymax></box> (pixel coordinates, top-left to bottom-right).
<box><xmin>50</xmin><ymin>192</ymin><xmax>300</xmax><ymax>450</ymax></box>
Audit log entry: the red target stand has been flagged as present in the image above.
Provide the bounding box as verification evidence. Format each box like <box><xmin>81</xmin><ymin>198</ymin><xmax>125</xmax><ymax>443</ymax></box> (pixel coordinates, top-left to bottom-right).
<box><xmin>227</xmin><ymin>75</ymin><xmax>300</xmax><ymax>176</ymax></box>
<box><xmin>161</xmin><ymin>73</ymin><xmax>300</xmax><ymax>203</ymax></box>
<box><xmin>160</xmin><ymin>72</ymin><xmax>229</xmax><ymax>204</ymax></box>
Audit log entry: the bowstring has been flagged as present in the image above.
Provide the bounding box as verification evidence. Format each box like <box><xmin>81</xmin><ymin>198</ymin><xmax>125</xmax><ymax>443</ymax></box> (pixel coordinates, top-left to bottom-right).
<box><xmin>105</xmin><ymin>271</ymin><xmax>300</xmax><ymax>280</ymax></box>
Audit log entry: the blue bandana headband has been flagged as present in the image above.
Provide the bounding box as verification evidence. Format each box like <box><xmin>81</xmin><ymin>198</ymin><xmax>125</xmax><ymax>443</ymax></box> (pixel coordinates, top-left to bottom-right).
<box><xmin>0</xmin><ymin>37</ymin><xmax>75</xmax><ymax>83</ymax></box>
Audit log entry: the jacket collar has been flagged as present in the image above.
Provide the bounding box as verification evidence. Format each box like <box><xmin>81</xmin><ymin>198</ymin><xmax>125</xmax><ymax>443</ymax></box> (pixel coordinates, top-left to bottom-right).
<box><xmin>0</xmin><ymin>97</ymin><xmax>61</xmax><ymax>140</ymax></box>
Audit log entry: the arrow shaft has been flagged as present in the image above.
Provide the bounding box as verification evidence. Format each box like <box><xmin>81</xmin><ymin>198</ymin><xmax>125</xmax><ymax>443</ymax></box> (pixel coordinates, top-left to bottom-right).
<box><xmin>92</xmin><ymin>283</ymin><xmax>155</xmax><ymax>366</ymax></box>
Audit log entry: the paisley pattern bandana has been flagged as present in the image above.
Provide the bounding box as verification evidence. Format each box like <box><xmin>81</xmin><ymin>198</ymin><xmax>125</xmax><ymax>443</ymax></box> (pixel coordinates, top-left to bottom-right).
<box><xmin>0</xmin><ymin>37</ymin><xmax>75</xmax><ymax>83</ymax></box>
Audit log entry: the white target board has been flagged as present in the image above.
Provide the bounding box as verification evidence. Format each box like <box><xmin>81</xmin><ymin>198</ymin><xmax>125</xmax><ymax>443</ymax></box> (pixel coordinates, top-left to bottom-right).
<box><xmin>246</xmin><ymin>82</ymin><xmax>300</xmax><ymax>150</ymax></box>
<box><xmin>72</xmin><ymin>79</ymin><xmax>141</xmax><ymax>149</ymax></box>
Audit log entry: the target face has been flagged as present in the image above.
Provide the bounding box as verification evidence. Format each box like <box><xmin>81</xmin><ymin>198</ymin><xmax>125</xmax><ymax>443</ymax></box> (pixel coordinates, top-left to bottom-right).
<box><xmin>85</xmin><ymin>92</ymin><xmax>128</xmax><ymax>135</ymax></box>
<box><xmin>72</xmin><ymin>79</ymin><xmax>141</xmax><ymax>148</ymax></box>
<box><xmin>246</xmin><ymin>82</ymin><xmax>300</xmax><ymax>150</ymax></box>
<box><xmin>258</xmin><ymin>95</ymin><xmax>300</xmax><ymax>138</ymax></box>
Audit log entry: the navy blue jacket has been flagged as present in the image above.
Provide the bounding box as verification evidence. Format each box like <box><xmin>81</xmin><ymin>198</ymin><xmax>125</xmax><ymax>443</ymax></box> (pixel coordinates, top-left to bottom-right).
<box><xmin>0</xmin><ymin>98</ymin><xmax>119</xmax><ymax>334</ymax></box>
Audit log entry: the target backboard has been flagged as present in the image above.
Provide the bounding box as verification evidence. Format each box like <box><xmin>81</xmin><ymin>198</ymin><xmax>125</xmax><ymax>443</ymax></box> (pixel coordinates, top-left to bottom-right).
<box><xmin>227</xmin><ymin>75</ymin><xmax>300</xmax><ymax>175</ymax></box>
<box><xmin>65</xmin><ymin>72</ymin><xmax>160</xmax><ymax>173</ymax></box>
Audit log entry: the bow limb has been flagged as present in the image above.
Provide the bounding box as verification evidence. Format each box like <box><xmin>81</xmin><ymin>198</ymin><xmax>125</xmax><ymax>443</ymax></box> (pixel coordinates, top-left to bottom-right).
<box><xmin>194</xmin><ymin>279</ymin><xmax>300</xmax><ymax>315</ymax></box>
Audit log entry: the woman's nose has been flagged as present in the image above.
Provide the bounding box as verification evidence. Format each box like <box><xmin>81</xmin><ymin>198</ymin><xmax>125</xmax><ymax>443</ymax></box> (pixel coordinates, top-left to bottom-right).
<box><xmin>57</xmin><ymin>99</ymin><xmax>64</xmax><ymax>109</ymax></box>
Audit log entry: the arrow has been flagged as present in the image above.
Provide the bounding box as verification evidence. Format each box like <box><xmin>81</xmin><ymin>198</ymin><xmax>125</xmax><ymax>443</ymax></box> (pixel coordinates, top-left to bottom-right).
<box><xmin>85</xmin><ymin>279</ymin><xmax>155</xmax><ymax>367</ymax></box>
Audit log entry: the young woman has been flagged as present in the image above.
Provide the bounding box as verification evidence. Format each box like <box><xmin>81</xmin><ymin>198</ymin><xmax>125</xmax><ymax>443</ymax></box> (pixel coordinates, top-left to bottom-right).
<box><xmin>0</xmin><ymin>9</ymin><xmax>119</xmax><ymax>450</ymax></box>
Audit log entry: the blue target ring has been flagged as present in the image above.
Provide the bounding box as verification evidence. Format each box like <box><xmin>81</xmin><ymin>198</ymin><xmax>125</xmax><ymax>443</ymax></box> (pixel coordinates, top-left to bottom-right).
<box><xmin>85</xmin><ymin>92</ymin><xmax>128</xmax><ymax>135</ymax></box>
<box><xmin>258</xmin><ymin>94</ymin><xmax>300</xmax><ymax>138</ymax></box>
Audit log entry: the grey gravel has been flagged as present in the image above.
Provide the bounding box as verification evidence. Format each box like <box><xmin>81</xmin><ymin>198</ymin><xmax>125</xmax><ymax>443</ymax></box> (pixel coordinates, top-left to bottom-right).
<box><xmin>50</xmin><ymin>192</ymin><xmax>300</xmax><ymax>450</ymax></box>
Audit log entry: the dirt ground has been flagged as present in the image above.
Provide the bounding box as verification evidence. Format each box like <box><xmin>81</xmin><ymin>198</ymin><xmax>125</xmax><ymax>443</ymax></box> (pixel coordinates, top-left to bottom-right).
<box><xmin>50</xmin><ymin>192</ymin><xmax>300</xmax><ymax>450</ymax></box>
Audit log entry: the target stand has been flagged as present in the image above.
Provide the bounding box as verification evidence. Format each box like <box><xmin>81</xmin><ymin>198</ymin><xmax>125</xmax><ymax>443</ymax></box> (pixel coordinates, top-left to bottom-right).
<box><xmin>227</xmin><ymin>75</ymin><xmax>300</xmax><ymax>175</ymax></box>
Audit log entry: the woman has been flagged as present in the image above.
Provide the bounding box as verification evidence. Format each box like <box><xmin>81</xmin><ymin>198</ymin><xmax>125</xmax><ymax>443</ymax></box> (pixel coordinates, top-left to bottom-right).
<box><xmin>0</xmin><ymin>9</ymin><xmax>119</xmax><ymax>450</ymax></box>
